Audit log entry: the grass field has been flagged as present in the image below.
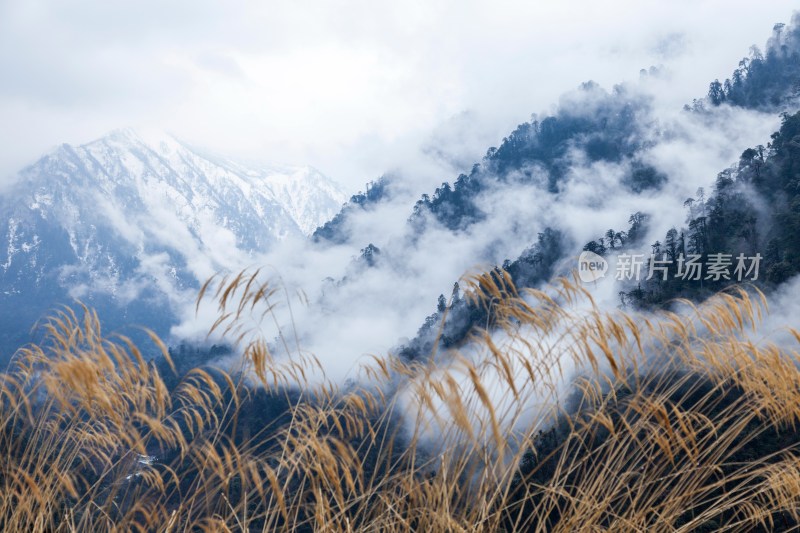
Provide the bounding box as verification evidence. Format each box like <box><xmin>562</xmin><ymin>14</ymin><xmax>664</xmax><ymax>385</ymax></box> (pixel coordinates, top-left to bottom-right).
<box><xmin>1</xmin><ymin>271</ymin><xmax>799</xmax><ymax>531</ymax></box>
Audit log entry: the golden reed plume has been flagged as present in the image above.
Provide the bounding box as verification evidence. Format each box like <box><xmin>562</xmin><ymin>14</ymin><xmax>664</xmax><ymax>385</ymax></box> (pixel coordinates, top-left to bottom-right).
<box><xmin>0</xmin><ymin>271</ymin><xmax>798</xmax><ymax>531</ymax></box>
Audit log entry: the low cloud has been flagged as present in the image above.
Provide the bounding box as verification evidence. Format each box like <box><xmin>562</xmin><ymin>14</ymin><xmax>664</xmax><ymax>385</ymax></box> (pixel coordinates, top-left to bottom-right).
<box><xmin>172</xmin><ymin>64</ymin><xmax>790</xmax><ymax>389</ymax></box>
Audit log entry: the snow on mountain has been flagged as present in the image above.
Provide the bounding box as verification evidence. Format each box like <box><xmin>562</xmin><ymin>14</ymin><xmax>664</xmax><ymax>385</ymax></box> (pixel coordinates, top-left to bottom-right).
<box><xmin>0</xmin><ymin>128</ymin><xmax>348</xmax><ymax>356</ymax></box>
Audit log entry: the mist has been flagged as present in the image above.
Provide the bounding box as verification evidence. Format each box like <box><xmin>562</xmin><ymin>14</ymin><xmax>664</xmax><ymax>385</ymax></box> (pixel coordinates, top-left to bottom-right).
<box><xmin>170</xmin><ymin>61</ymin><xmax>785</xmax><ymax>387</ymax></box>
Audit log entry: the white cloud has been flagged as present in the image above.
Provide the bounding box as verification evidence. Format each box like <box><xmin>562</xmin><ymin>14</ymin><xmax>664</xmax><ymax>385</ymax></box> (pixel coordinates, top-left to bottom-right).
<box><xmin>0</xmin><ymin>0</ymin><xmax>796</xmax><ymax>192</ymax></box>
<box><xmin>171</xmin><ymin>71</ymin><xmax>791</xmax><ymax>387</ymax></box>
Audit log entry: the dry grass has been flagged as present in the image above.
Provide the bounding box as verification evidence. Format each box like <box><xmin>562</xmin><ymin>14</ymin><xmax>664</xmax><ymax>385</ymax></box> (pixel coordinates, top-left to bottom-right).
<box><xmin>1</xmin><ymin>269</ymin><xmax>800</xmax><ymax>531</ymax></box>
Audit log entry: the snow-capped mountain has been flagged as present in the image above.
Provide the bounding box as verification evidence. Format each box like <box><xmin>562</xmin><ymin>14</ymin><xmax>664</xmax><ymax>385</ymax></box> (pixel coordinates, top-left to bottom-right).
<box><xmin>0</xmin><ymin>129</ymin><xmax>347</xmax><ymax>358</ymax></box>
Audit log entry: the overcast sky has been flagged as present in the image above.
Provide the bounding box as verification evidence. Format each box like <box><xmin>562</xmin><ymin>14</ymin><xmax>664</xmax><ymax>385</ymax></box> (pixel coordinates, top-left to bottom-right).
<box><xmin>0</xmin><ymin>0</ymin><xmax>797</xmax><ymax>192</ymax></box>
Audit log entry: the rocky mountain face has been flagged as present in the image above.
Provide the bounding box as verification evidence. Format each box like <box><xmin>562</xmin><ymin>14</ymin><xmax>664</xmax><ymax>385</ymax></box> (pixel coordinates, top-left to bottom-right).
<box><xmin>0</xmin><ymin>129</ymin><xmax>347</xmax><ymax>359</ymax></box>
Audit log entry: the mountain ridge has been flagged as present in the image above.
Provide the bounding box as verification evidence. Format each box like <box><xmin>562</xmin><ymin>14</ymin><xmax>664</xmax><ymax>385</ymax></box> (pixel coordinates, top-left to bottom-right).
<box><xmin>0</xmin><ymin>128</ymin><xmax>348</xmax><ymax>358</ymax></box>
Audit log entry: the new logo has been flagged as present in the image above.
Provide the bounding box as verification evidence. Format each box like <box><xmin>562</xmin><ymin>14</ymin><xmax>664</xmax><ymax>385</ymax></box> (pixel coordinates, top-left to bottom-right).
<box><xmin>578</xmin><ymin>251</ymin><xmax>608</xmax><ymax>283</ymax></box>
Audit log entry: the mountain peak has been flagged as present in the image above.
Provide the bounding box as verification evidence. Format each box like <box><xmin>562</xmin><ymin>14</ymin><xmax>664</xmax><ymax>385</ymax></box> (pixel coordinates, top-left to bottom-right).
<box><xmin>0</xmin><ymin>130</ymin><xmax>350</xmax><ymax>352</ymax></box>
<box><xmin>22</xmin><ymin>128</ymin><xmax>349</xmax><ymax>237</ymax></box>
